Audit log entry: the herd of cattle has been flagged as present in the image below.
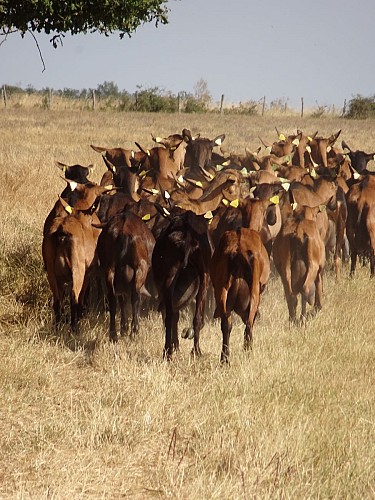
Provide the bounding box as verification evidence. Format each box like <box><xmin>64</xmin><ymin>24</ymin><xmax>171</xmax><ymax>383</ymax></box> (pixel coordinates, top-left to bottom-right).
<box><xmin>41</xmin><ymin>128</ymin><xmax>375</xmax><ymax>362</ymax></box>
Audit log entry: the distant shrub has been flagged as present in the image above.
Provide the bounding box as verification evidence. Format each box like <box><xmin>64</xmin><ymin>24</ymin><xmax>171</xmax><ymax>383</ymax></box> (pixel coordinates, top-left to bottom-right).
<box><xmin>224</xmin><ymin>101</ymin><xmax>258</xmax><ymax>116</ymax></box>
<box><xmin>345</xmin><ymin>95</ymin><xmax>375</xmax><ymax>119</ymax></box>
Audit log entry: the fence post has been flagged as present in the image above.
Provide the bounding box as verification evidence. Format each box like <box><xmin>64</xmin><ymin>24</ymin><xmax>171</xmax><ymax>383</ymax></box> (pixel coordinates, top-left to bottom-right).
<box><xmin>220</xmin><ymin>94</ymin><xmax>225</xmax><ymax>115</ymax></box>
<box><xmin>342</xmin><ymin>99</ymin><xmax>347</xmax><ymax>116</ymax></box>
<box><xmin>261</xmin><ymin>95</ymin><xmax>266</xmax><ymax>116</ymax></box>
<box><xmin>92</xmin><ymin>89</ymin><xmax>96</xmax><ymax>110</ymax></box>
<box><xmin>2</xmin><ymin>85</ymin><xmax>7</xmax><ymax>108</ymax></box>
<box><xmin>301</xmin><ymin>97</ymin><xmax>304</xmax><ymax>118</ymax></box>
<box><xmin>48</xmin><ymin>88</ymin><xmax>53</xmax><ymax>109</ymax></box>
<box><xmin>177</xmin><ymin>92</ymin><xmax>181</xmax><ymax>113</ymax></box>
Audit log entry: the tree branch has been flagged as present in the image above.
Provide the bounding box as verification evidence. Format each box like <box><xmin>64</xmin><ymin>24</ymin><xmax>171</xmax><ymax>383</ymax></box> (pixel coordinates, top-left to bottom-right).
<box><xmin>28</xmin><ymin>29</ymin><xmax>46</xmax><ymax>72</ymax></box>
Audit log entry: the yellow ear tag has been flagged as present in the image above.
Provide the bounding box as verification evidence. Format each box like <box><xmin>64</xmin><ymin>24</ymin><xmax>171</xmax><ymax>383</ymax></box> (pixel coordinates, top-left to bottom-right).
<box><xmin>170</xmin><ymin>146</ymin><xmax>176</xmax><ymax>151</ymax></box>
<box><xmin>195</xmin><ymin>181</ymin><xmax>203</xmax><ymax>188</ymax></box>
<box><xmin>292</xmin><ymin>138</ymin><xmax>300</xmax><ymax>146</ymax></box>
<box><xmin>279</xmin><ymin>133</ymin><xmax>286</xmax><ymax>141</ymax></box>
<box><xmin>354</xmin><ymin>172</ymin><xmax>360</xmax><ymax>179</ymax></box>
<box><xmin>307</xmin><ymin>136</ymin><xmax>313</xmax><ymax>141</ymax></box>
<box><xmin>112</xmin><ymin>165</ymin><xmax>116</xmax><ymax>173</ymax></box>
<box><xmin>216</xmin><ymin>164</ymin><xmax>224</xmax><ymax>171</ymax></box>
<box><xmin>208</xmin><ymin>173</ymin><xmax>214</xmax><ymax>180</ymax></box>
<box><xmin>204</xmin><ymin>210</ymin><xmax>213</xmax><ymax>219</ymax></box>
<box><xmin>306</xmin><ymin>145</ymin><xmax>312</xmax><ymax>153</ymax></box>
<box><xmin>142</xmin><ymin>214</ymin><xmax>151</xmax><ymax>221</ymax></box>
<box><xmin>101</xmin><ymin>150</ymin><xmax>106</xmax><ymax>156</ymax></box>
<box><xmin>292</xmin><ymin>202</ymin><xmax>298</xmax><ymax>210</ymax></box>
<box><xmin>89</xmin><ymin>166</ymin><xmax>95</xmax><ymax>174</ymax></box>
<box><xmin>266</xmin><ymin>147</ymin><xmax>272</xmax><ymax>154</ymax></box>
<box><xmin>250</xmin><ymin>186</ymin><xmax>257</xmax><ymax>193</ymax></box>
<box><xmin>62</xmin><ymin>165</ymin><xmax>67</xmax><ymax>173</ymax></box>
<box><xmin>311</xmin><ymin>168</ymin><xmax>317</xmax><ymax>178</ymax></box>
<box><xmin>222</xmin><ymin>198</ymin><xmax>229</xmax><ymax>206</ymax></box>
<box><xmin>155</xmin><ymin>137</ymin><xmax>162</xmax><ymax>143</ymax></box>
<box><xmin>65</xmin><ymin>204</ymin><xmax>73</xmax><ymax>214</ymax></box>
<box><xmin>229</xmin><ymin>199</ymin><xmax>239</xmax><ymax>208</ymax></box>
<box><xmin>319</xmin><ymin>204</ymin><xmax>326</xmax><ymax>212</ymax></box>
<box><xmin>139</xmin><ymin>170</ymin><xmax>147</xmax><ymax>178</ymax></box>
<box><xmin>70</xmin><ymin>181</ymin><xmax>78</xmax><ymax>191</ymax></box>
<box><xmin>151</xmin><ymin>188</ymin><xmax>159</xmax><ymax>195</ymax></box>
<box><xmin>147</xmin><ymin>149</ymin><xmax>151</xmax><ymax>156</ymax></box>
<box><xmin>104</xmin><ymin>184</ymin><xmax>113</xmax><ymax>191</ymax></box>
<box><xmin>240</xmin><ymin>168</ymin><xmax>248</xmax><ymax>175</ymax></box>
<box><xmin>327</xmin><ymin>146</ymin><xmax>331</xmax><ymax>152</ymax></box>
<box><xmin>282</xmin><ymin>182</ymin><xmax>290</xmax><ymax>191</ymax></box>
<box><xmin>270</xmin><ymin>195</ymin><xmax>279</xmax><ymax>205</ymax></box>
<box><xmin>222</xmin><ymin>160</ymin><xmax>230</xmax><ymax>166</ymax></box>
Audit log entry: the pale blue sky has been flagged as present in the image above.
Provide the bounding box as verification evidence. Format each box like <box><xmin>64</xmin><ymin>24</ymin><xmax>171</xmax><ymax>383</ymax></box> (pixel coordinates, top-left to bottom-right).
<box><xmin>1</xmin><ymin>0</ymin><xmax>375</xmax><ymax>108</ymax></box>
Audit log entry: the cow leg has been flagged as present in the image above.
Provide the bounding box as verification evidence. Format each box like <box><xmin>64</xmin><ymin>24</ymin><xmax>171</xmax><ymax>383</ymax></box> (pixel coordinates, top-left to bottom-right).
<box><xmin>130</xmin><ymin>286</ymin><xmax>141</xmax><ymax>337</ymax></box>
<box><xmin>300</xmin><ymin>295</ymin><xmax>307</xmax><ymax>324</ymax></box>
<box><xmin>53</xmin><ymin>298</ymin><xmax>63</xmax><ymax>327</ymax></box>
<box><xmin>191</xmin><ymin>273</ymin><xmax>208</xmax><ymax>357</ymax></box>
<box><xmin>220</xmin><ymin>314</ymin><xmax>232</xmax><ymax>363</ymax></box>
<box><xmin>314</xmin><ymin>272</ymin><xmax>323</xmax><ymax>314</ymax></box>
<box><xmin>118</xmin><ymin>295</ymin><xmax>128</xmax><ymax>336</ymax></box>
<box><xmin>108</xmin><ymin>288</ymin><xmax>118</xmax><ymax>342</ymax></box>
<box><xmin>163</xmin><ymin>302</ymin><xmax>179</xmax><ymax>360</ymax></box>
<box><xmin>243</xmin><ymin>322</ymin><xmax>253</xmax><ymax>351</ymax></box>
<box><xmin>70</xmin><ymin>292</ymin><xmax>79</xmax><ymax>332</ymax></box>
<box><xmin>286</xmin><ymin>292</ymin><xmax>298</xmax><ymax>324</ymax></box>
<box><xmin>350</xmin><ymin>250</ymin><xmax>357</xmax><ymax>277</ymax></box>
<box><xmin>370</xmin><ymin>249</ymin><xmax>375</xmax><ymax>277</ymax></box>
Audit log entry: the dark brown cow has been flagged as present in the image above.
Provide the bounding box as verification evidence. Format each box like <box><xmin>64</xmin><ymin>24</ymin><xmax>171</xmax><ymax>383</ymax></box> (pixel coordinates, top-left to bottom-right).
<box><xmin>183</xmin><ymin>129</ymin><xmax>225</xmax><ymax>178</ymax></box>
<box><xmin>152</xmin><ymin>209</ymin><xmax>213</xmax><ymax>360</ymax></box>
<box><xmin>346</xmin><ymin>174</ymin><xmax>375</xmax><ymax>276</ymax></box>
<box><xmin>342</xmin><ymin>141</ymin><xmax>375</xmax><ymax>173</ymax></box>
<box><xmin>96</xmin><ymin>211</ymin><xmax>156</xmax><ymax>341</ymax></box>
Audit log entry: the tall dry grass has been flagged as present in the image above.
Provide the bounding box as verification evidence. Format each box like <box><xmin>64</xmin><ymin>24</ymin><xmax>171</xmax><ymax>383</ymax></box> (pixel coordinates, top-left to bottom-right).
<box><xmin>0</xmin><ymin>109</ymin><xmax>374</xmax><ymax>498</ymax></box>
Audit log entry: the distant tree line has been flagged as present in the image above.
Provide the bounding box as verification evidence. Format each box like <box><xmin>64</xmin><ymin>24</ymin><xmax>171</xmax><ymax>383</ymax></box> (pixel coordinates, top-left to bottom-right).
<box><xmin>2</xmin><ymin>82</ymin><xmax>375</xmax><ymax>118</ymax></box>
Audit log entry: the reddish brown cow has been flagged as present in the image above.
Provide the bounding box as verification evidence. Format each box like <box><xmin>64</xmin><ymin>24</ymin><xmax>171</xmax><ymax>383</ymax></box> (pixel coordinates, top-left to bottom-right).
<box><xmin>210</xmin><ymin>227</ymin><xmax>270</xmax><ymax>362</ymax></box>
<box><xmin>273</xmin><ymin>205</ymin><xmax>326</xmax><ymax>324</ymax></box>
<box><xmin>42</xmin><ymin>195</ymin><xmax>102</xmax><ymax>330</ymax></box>
<box><xmin>309</xmin><ymin>130</ymin><xmax>341</xmax><ymax>167</ymax></box>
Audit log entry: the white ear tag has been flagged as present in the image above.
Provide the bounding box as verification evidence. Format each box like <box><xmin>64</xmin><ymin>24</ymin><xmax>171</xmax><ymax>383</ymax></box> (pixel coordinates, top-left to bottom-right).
<box><xmin>70</xmin><ymin>181</ymin><xmax>78</xmax><ymax>191</ymax></box>
<box><xmin>282</xmin><ymin>182</ymin><xmax>290</xmax><ymax>191</ymax></box>
<box><xmin>164</xmin><ymin>190</ymin><xmax>171</xmax><ymax>199</ymax></box>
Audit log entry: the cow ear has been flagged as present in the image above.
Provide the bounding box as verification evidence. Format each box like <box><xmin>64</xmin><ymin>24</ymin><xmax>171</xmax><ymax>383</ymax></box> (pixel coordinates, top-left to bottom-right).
<box><xmin>182</xmin><ymin>128</ymin><xmax>193</xmax><ymax>143</ymax></box>
<box><xmin>56</xmin><ymin>161</ymin><xmax>68</xmax><ymax>173</ymax></box>
<box><xmin>213</xmin><ymin>134</ymin><xmax>225</xmax><ymax>146</ymax></box>
<box><xmin>102</xmin><ymin>156</ymin><xmax>116</xmax><ymax>173</ymax></box>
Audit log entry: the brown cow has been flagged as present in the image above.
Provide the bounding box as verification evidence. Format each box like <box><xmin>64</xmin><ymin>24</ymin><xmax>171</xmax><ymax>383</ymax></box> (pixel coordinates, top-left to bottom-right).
<box><xmin>273</xmin><ymin>205</ymin><xmax>326</xmax><ymax>324</ymax></box>
<box><xmin>210</xmin><ymin>227</ymin><xmax>270</xmax><ymax>362</ymax></box>
<box><xmin>42</xmin><ymin>195</ymin><xmax>102</xmax><ymax>330</ymax></box>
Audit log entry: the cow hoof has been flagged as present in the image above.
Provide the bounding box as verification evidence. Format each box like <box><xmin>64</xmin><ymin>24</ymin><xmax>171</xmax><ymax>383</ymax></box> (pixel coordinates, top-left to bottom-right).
<box><xmin>182</xmin><ymin>327</ymin><xmax>194</xmax><ymax>340</ymax></box>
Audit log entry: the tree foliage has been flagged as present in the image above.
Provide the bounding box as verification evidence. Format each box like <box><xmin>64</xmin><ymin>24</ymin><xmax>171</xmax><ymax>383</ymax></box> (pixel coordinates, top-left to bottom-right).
<box><xmin>0</xmin><ymin>0</ymin><xmax>169</xmax><ymax>42</ymax></box>
<box><xmin>345</xmin><ymin>95</ymin><xmax>375</xmax><ymax>119</ymax></box>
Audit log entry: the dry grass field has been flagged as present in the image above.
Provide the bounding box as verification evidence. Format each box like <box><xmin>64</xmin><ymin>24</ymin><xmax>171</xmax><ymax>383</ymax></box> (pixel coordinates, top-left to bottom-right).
<box><xmin>0</xmin><ymin>109</ymin><xmax>374</xmax><ymax>499</ymax></box>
